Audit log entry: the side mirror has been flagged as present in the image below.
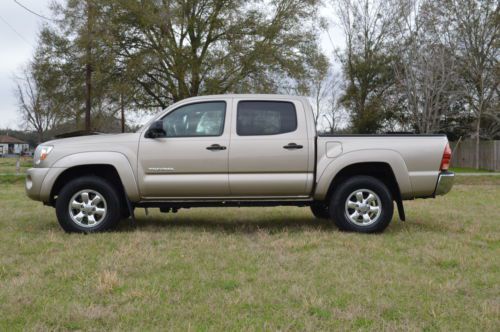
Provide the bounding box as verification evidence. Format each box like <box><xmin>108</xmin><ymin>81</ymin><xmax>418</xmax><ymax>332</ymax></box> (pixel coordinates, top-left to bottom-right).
<box><xmin>145</xmin><ymin>120</ymin><xmax>166</xmax><ymax>138</ymax></box>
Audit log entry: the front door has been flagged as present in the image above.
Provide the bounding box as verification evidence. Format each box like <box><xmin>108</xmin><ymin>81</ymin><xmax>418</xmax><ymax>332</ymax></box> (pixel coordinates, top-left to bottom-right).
<box><xmin>138</xmin><ymin>100</ymin><xmax>231</xmax><ymax>198</ymax></box>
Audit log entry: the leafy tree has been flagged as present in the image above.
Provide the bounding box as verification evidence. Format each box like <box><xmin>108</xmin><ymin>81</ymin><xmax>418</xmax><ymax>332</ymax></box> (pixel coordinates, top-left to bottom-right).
<box><xmin>39</xmin><ymin>0</ymin><xmax>126</xmax><ymax>131</ymax></box>
<box><xmin>22</xmin><ymin>0</ymin><xmax>324</xmax><ymax>133</ymax></box>
<box><xmin>105</xmin><ymin>0</ymin><xmax>323</xmax><ymax>108</ymax></box>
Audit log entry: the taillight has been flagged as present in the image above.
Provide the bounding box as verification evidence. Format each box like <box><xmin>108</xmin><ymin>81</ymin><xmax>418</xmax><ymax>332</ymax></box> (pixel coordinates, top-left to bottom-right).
<box><xmin>440</xmin><ymin>143</ymin><xmax>452</xmax><ymax>171</ymax></box>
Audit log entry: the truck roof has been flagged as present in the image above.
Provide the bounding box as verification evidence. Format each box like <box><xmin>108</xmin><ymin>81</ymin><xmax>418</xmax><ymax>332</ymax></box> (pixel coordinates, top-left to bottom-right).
<box><xmin>180</xmin><ymin>94</ymin><xmax>310</xmax><ymax>103</ymax></box>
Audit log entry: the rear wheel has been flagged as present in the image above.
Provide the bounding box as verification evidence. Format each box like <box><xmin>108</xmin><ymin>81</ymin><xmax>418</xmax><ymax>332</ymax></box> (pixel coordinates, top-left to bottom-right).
<box><xmin>55</xmin><ymin>176</ymin><xmax>122</xmax><ymax>233</ymax></box>
<box><xmin>330</xmin><ymin>176</ymin><xmax>393</xmax><ymax>233</ymax></box>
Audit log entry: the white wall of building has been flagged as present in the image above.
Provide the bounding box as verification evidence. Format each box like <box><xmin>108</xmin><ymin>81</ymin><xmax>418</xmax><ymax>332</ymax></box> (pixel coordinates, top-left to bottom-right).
<box><xmin>13</xmin><ymin>143</ymin><xmax>29</xmax><ymax>154</ymax></box>
<box><xmin>0</xmin><ymin>143</ymin><xmax>30</xmax><ymax>155</ymax></box>
<box><xmin>0</xmin><ymin>144</ymin><xmax>7</xmax><ymax>155</ymax></box>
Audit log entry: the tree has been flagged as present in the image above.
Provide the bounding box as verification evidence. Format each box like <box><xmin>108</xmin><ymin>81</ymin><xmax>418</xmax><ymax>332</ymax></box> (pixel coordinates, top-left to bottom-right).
<box><xmin>20</xmin><ymin>0</ymin><xmax>325</xmax><ymax>134</ymax></box>
<box><xmin>307</xmin><ymin>50</ymin><xmax>330</xmax><ymax>125</ymax></box>
<box><xmin>444</xmin><ymin>0</ymin><xmax>499</xmax><ymax>168</ymax></box>
<box><xmin>106</xmin><ymin>0</ymin><xmax>323</xmax><ymax>108</ymax></box>
<box><xmin>334</xmin><ymin>0</ymin><xmax>398</xmax><ymax>133</ymax></box>
<box><xmin>321</xmin><ymin>74</ymin><xmax>344</xmax><ymax>133</ymax></box>
<box><xmin>41</xmin><ymin>0</ymin><xmax>124</xmax><ymax>131</ymax></box>
<box><xmin>14</xmin><ymin>51</ymin><xmax>61</xmax><ymax>143</ymax></box>
<box><xmin>392</xmin><ymin>0</ymin><xmax>459</xmax><ymax>133</ymax></box>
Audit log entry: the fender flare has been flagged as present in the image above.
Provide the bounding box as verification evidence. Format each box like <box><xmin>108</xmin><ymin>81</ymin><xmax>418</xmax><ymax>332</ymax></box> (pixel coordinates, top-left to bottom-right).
<box><xmin>40</xmin><ymin>152</ymin><xmax>140</xmax><ymax>202</ymax></box>
<box><xmin>313</xmin><ymin>149</ymin><xmax>413</xmax><ymax>200</ymax></box>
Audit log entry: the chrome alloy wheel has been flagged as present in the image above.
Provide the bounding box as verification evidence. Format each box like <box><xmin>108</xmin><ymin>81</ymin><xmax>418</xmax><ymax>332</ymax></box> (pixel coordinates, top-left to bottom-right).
<box><xmin>344</xmin><ymin>189</ymin><xmax>382</xmax><ymax>226</ymax></box>
<box><xmin>68</xmin><ymin>189</ymin><xmax>107</xmax><ymax>228</ymax></box>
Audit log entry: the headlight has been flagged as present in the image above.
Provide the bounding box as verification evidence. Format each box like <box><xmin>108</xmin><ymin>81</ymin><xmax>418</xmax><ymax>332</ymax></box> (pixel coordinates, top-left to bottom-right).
<box><xmin>34</xmin><ymin>145</ymin><xmax>53</xmax><ymax>165</ymax></box>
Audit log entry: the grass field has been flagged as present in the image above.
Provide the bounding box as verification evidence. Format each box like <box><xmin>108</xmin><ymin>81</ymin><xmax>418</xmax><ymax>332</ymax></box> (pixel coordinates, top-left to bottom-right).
<box><xmin>450</xmin><ymin>167</ymin><xmax>495</xmax><ymax>173</ymax></box>
<box><xmin>0</xmin><ymin>174</ymin><xmax>498</xmax><ymax>330</ymax></box>
<box><xmin>0</xmin><ymin>157</ymin><xmax>32</xmax><ymax>174</ymax></box>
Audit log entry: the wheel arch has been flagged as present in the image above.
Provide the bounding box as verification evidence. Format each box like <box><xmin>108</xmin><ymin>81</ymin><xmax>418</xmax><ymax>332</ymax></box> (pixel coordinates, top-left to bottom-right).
<box><xmin>325</xmin><ymin>162</ymin><xmax>401</xmax><ymax>202</ymax></box>
<box><xmin>314</xmin><ymin>150</ymin><xmax>413</xmax><ymax>201</ymax></box>
<box><xmin>41</xmin><ymin>152</ymin><xmax>139</xmax><ymax>204</ymax></box>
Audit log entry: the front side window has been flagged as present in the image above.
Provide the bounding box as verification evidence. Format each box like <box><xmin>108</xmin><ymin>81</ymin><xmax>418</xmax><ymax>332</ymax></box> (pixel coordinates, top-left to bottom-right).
<box><xmin>162</xmin><ymin>101</ymin><xmax>226</xmax><ymax>137</ymax></box>
<box><xmin>237</xmin><ymin>101</ymin><xmax>297</xmax><ymax>136</ymax></box>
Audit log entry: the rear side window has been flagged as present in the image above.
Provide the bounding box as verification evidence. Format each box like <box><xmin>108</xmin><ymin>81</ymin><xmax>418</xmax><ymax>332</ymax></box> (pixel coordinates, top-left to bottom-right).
<box><xmin>237</xmin><ymin>101</ymin><xmax>297</xmax><ymax>136</ymax></box>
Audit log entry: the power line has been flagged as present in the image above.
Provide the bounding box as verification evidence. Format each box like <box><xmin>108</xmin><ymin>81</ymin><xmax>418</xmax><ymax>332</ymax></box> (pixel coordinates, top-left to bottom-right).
<box><xmin>0</xmin><ymin>14</ymin><xmax>33</xmax><ymax>47</ymax></box>
<box><xmin>13</xmin><ymin>0</ymin><xmax>57</xmax><ymax>22</ymax></box>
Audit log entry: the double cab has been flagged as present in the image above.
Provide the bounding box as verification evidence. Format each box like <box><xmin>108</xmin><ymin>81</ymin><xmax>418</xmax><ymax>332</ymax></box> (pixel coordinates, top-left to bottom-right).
<box><xmin>26</xmin><ymin>94</ymin><xmax>454</xmax><ymax>233</ymax></box>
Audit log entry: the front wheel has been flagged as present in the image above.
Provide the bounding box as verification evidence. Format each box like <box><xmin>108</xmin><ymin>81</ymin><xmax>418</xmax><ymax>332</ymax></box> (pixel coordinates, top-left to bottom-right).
<box><xmin>55</xmin><ymin>176</ymin><xmax>122</xmax><ymax>233</ymax></box>
<box><xmin>330</xmin><ymin>176</ymin><xmax>393</xmax><ymax>233</ymax></box>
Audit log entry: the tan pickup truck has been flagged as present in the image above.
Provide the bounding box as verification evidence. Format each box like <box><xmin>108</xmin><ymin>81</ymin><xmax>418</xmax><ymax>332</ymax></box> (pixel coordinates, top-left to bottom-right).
<box><xmin>26</xmin><ymin>94</ymin><xmax>454</xmax><ymax>233</ymax></box>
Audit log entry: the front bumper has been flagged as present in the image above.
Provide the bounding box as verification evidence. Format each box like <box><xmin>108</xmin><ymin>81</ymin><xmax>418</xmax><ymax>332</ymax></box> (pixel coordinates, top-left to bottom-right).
<box><xmin>435</xmin><ymin>171</ymin><xmax>455</xmax><ymax>196</ymax></box>
<box><xmin>25</xmin><ymin>168</ymin><xmax>50</xmax><ymax>201</ymax></box>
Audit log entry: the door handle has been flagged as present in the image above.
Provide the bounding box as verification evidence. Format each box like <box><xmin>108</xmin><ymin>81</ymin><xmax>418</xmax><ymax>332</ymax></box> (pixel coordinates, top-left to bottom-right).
<box><xmin>283</xmin><ymin>143</ymin><xmax>303</xmax><ymax>149</ymax></box>
<box><xmin>206</xmin><ymin>144</ymin><xmax>227</xmax><ymax>151</ymax></box>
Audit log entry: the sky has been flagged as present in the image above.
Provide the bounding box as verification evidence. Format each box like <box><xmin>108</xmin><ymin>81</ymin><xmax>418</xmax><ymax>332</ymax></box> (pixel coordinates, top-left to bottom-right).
<box><xmin>0</xmin><ymin>0</ymin><xmax>344</xmax><ymax>129</ymax></box>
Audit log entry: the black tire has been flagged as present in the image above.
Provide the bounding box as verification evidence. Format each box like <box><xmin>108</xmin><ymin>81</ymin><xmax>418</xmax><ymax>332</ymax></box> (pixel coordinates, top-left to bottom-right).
<box><xmin>310</xmin><ymin>202</ymin><xmax>330</xmax><ymax>219</ymax></box>
<box><xmin>55</xmin><ymin>176</ymin><xmax>122</xmax><ymax>233</ymax></box>
<box><xmin>329</xmin><ymin>176</ymin><xmax>393</xmax><ymax>233</ymax></box>
<box><xmin>121</xmin><ymin>204</ymin><xmax>131</xmax><ymax>219</ymax></box>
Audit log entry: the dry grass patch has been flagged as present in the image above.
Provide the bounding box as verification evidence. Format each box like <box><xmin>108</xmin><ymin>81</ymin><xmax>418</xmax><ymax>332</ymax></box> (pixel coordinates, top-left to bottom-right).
<box><xmin>96</xmin><ymin>270</ymin><xmax>121</xmax><ymax>294</ymax></box>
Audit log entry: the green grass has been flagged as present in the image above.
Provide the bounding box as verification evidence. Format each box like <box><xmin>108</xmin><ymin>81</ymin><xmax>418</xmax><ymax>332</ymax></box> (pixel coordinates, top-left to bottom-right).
<box><xmin>0</xmin><ymin>180</ymin><xmax>499</xmax><ymax>330</ymax></box>
<box><xmin>0</xmin><ymin>174</ymin><xmax>25</xmax><ymax>185</ymax></box>
<box><xmin>455</xmin><ymin>175</ymin><xmax>500</xmax><ymax>185</ymax></box>
<box><xmin>450</xmin><ymin>167</ymin><xmax>494</xmax><ymax>173</ymax></box>
<box><xmin>0</xmin><ymin>157</ymin><xmax>32</xmax><ymax>174</ymax></box>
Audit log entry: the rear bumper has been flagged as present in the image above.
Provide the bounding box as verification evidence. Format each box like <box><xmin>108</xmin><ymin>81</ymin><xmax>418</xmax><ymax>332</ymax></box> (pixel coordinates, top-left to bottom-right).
<box><xmin>435</xmin><ymin>171</ymin><xmax>455</xmax><ymax>196</ymax></box>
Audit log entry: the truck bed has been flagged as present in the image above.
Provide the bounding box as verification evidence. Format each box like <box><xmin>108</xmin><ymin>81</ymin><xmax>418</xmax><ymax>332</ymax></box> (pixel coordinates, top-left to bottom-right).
<box><xmin>314</xmin><ymin>134</ymin><xmax>449</xmax><ymax>199</ymax></box>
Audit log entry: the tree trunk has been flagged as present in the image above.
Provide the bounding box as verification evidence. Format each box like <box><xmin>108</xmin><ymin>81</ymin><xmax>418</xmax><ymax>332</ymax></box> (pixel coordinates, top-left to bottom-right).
<box><xmin>84</xmin><ymin>0</ymin><xmax>92</xmax><ymax>132</ymax></box>
<box><xmin>475</xmin><ymin>115</ymin><xmax>481</xmax><ymax>169</ymax></box>
<box><xmin>85</xmin><ymin>62</ymin><xmax>91</xmax><ymax>131</ymax></box>
<box><xmin>120</xmin><ymin>93</ymin><xmax>125</xmax><ymax>133</ymax></box>
<box><xmin>37</xmin><ymin>130</ymin><xmax>43</xmax><ymax>144</ymax></box>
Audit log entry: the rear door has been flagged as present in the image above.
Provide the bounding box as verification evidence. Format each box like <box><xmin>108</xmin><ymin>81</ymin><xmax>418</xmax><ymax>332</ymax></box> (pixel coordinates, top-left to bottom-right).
<box><xmin>228</xmin><ymin>99</ymin><xmax>312</xmax><ymax>197</ymax></box>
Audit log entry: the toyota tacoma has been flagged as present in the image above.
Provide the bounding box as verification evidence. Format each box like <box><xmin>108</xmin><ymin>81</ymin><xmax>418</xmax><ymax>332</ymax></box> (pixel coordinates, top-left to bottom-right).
<box><xmin>26</xmin><ymin>94</ymin><xmax>454</xmax><ymax>233</ymax></box>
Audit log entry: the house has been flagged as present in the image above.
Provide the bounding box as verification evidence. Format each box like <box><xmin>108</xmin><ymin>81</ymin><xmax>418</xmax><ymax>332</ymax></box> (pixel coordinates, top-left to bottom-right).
<box><xmin>0</xmin><ymin>135</ymin><xmax>30</xmax><ymax>156</ymax></box>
